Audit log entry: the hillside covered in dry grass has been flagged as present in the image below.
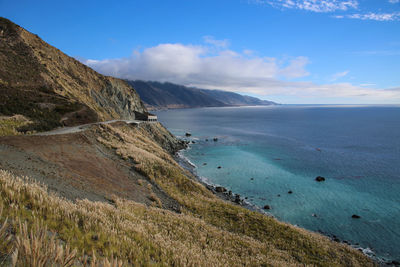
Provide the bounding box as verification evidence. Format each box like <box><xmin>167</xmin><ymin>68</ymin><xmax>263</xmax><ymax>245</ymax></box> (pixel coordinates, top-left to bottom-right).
<box><xmin>0</xmin><ymin>122</ymin><xmax>375</xmax><ymax>266</ymax></box>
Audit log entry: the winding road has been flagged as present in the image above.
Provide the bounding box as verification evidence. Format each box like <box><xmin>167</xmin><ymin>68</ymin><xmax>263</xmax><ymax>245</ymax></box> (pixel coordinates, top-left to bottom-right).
<box><xmin>36</xmin><ymin>119</ymin><xmax>149</xmax><ymax>136</ymax></box>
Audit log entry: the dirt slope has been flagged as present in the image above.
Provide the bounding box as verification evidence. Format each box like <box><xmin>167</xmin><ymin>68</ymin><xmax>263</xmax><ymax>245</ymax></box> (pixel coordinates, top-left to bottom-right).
<box><xmin>0</xmin><ymin>122</ymin><xmax>180</xmax><ymax>211</ymax></box>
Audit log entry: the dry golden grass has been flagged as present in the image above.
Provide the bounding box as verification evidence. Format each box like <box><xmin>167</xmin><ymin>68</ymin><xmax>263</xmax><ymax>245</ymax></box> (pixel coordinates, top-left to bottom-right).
<box><xmin>91</xmin><ymin>123</ymin><xmax>375</xmax><ymax>266</ymax></box>
<box><xmin>0</xmin><ymin>123</ymin><xmax>376</xmax><ymax>266</ymax></box>
<box><xmin>0</xmin><ymin>115</ymin><xmax>32</xmax><ymax>136</ymax></box>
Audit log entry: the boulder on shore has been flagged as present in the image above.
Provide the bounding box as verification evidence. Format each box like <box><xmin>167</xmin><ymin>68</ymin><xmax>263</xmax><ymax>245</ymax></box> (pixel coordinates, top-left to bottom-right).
<box><xmin>234</xmin><ymin>194</ymin><xmax>241</xmax><ymax>204</ymax></box>
<box><xmin>315</xmin><ymin>176</ymin><xmax>326</xmax><ymax>182</ymax></box>
<box><xmin>215</xmin><ymin>186</ymin><xmax>227</xmax><ymax>193</ymax></box>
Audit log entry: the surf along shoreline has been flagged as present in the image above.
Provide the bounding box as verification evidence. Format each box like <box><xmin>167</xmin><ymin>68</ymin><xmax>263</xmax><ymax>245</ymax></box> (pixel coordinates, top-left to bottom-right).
<box><xmin>173</xmin><ymin>134</ymin><xmax>392</xmax><ymax>266</ymax></box>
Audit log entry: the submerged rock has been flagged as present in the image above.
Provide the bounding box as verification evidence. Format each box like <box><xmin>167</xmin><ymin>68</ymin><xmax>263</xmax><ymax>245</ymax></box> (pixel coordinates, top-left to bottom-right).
<box><xmin>203</xmin><ymin>163</ymin><xmax>207</xmax><ymax>166</ymax></box>
<box><xmin>217</xmin><ymin>166</ymin><xmax>222</xmax><ymax>169</ymax></box>
<box><xmin>352</xmin><ymin>214</ymin><xmax>361</xmax><ymax>219</ymax></box>
<box><xmin>315</xmin><ymin>176</ymin><xmax>326</xmax><ymax>182</ymax></box>
<box><xmin>391</xmin><ymin>260</ymin><xmax>400</xmax><ymax>266</ymax></box>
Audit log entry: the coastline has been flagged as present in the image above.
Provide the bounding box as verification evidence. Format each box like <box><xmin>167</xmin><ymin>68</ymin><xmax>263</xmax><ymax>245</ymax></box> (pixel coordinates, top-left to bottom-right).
<box><xmin>174</xmin><ymin>149</ymin><xmax>270</xmax><ymax>216</ymax></box>
<box><xmin>174</xmin><ymin>142</ymin><xmax>393</xmax><ymax>266</ymax></box>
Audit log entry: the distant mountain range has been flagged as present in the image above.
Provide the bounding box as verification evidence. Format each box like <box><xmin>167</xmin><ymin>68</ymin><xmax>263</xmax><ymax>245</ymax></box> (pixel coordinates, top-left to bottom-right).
<box><xmin>126</xmin><ymin>80</ymin><xmax>277</xmax><ymax>110</ymax></box>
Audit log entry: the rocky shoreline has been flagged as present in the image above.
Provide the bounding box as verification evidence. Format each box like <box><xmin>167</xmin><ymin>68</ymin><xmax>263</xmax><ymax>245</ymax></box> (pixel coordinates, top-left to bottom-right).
<box><xmin>173</xmin><ymin>140</ymin><xmax>399</xmax><ymax>266</ymax></box>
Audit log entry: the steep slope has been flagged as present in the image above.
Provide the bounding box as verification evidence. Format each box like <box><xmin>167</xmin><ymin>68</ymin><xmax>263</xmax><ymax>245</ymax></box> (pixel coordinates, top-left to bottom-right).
<box><xmin>0</xmin><ymin>122</ymin><xmax>375</xmax><ymax>266</ymax></box>
<box><xmin>127</xmin><ymin>80</ymin><xmax>276</xmax><ymax>109</ymax></box>
<box><xmin>0</xmin><ymin>17</ymin><xmax>146</xmax><ymax>132</ymax></box>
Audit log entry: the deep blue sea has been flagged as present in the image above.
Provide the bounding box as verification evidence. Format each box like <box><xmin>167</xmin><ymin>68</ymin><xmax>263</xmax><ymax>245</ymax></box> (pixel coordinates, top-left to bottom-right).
<box><xmin>155</xmin><ymin>105</ymin><xmax>400</xmax><ymax>262</ymax></box>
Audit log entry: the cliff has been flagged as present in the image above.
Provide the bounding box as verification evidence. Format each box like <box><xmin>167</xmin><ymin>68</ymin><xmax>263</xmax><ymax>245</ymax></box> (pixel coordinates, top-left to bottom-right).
<box><xmin>127</xmin><ymin>80</ymin><xmax>277</xmax><ymax>110</ymax></box>
<box><xmin>0</xmin><ymin>17</ymin><xmax>146</xmax><ymax>132</ymax></box>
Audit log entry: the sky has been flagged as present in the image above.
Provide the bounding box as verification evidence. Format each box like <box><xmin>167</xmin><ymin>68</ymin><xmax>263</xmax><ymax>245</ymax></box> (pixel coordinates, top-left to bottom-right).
<box><xmin>1</xmin><ymin>0</ymin><xmax>400</xmax><ymax>104</ymax></box>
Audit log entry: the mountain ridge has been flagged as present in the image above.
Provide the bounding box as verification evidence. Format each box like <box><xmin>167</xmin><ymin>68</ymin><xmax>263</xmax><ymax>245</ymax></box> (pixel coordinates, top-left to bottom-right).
<box><xmin>126</xmin><ymin>80</ymin><xmax>277</xmax><ymax>110</ymax></box>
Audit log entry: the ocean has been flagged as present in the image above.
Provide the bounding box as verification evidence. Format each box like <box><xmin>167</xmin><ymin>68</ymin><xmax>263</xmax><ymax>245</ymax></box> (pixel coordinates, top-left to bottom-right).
<box><xmin>155</xmin><ymin>105</ymin><xmax>400</xmax><ymax>262</ymax></box>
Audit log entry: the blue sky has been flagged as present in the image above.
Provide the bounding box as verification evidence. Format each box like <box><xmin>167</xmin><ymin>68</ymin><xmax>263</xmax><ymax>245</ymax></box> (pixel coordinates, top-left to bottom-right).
<box><xmin>1</xmin><ymin>0</ymin><xmax>399</xmax><ymax>104</ymax></box>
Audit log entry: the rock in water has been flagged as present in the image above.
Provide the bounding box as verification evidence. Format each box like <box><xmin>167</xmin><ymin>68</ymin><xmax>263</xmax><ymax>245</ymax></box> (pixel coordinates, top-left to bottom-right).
<box><xmin>352</xmin><ymin>214</ymin><xmax>361</xmax><ymax>219</ymax></box>
<box><xmin>315</xmin><ymin>176</ymin><xmax>326</xmax><ymax>182</ymax></box>
<box><xmin>213</xmin><ymin>137</ymin><xmax>218</xmax><ymax>141</ymax></box>
<box><xmin>263</xmin><ymin>205</ymin><xmax>271</xmax><ymax>210</ymax></box>
<box><xmin>185</xmin><ymin>132</ymin><xmax>191</xmax><ymax>137</ymax></box>
<box><xmin>288</xmin><ymin>190</ymin><xmax>293</xmax><ymax>194</ymax></box>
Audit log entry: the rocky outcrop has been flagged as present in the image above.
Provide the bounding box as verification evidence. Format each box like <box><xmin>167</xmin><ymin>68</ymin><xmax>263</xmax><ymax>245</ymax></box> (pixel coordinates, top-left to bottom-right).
<box><xmin>90</xmin><ymin>78</ymin><xmax>146</xmax><ymax>119</ymax></box>
<box><xmin>138</xmin><ymin>122</ymin><xmax>186</xmax><ymax>154</ymax></box>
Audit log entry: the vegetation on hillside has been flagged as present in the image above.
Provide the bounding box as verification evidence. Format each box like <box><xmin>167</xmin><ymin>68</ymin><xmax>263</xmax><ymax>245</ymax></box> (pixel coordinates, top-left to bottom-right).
<box><xmin>0</xmin><ymin>115</ymin><xmax>32</xmax><ymax>136</ymax></box>
<box><xmin>0</xmin><ymin>123</ymin><xmax>376</xmax><ymax>266</ymax></box>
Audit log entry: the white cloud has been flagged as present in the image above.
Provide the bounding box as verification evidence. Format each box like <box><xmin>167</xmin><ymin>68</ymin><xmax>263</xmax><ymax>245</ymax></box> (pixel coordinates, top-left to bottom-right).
<box><xmin>84</xmin><ymin>40</ymin><xmax>309</xmax><ymax>84</ymax></box>
<box><xmin>83</xmin><ymin>40</ymin><xmax>400</xmax><ymax>104</ymax></box>
<box><xmin>389</xmin><ymin>0</ymin><xmax>400</xmax><ymax>3</ymax></box>
<box><xmin>252</xmin><ymin>0</ymin><xmax>358</xmax><ymax>12</ymax></box>
<box><xmin>330</xmin><ymin>70</ymin><xmax>349</xmax><ymax>81</ymax></box>
<box><xmin>345</xmin><ymin>12</ymin><xmax>400</xmax><ymax>21</ymax></box>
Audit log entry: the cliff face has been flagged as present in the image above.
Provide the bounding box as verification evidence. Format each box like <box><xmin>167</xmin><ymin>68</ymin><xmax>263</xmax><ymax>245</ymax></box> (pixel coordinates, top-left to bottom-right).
<box><xmin>0</xmin><ymin>17</ymin><xmax>146</xmax><ymax>132</ymax></box>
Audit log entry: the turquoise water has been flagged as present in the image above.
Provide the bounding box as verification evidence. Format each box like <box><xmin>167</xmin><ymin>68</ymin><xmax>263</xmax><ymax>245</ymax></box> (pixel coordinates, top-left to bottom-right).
<box><xmin>155</xmin><ymin>105</ymin><xmax>400</xmax><ymax>262</ymax></box>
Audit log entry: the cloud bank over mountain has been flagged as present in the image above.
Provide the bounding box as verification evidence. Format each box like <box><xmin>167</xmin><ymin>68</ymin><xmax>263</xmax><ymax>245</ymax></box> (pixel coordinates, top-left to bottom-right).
<box><xmin>84</xmin><ymin>38</ymin><xmax>400</xmax><ymax>104</ymax></box>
